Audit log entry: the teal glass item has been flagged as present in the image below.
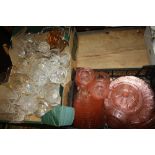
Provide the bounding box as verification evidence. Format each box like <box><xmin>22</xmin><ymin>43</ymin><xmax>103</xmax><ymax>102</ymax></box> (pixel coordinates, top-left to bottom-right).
<box><xmin>41</xmin><ymin>105</ymin><xmax>75</xmax><ymax>127</ymax></box>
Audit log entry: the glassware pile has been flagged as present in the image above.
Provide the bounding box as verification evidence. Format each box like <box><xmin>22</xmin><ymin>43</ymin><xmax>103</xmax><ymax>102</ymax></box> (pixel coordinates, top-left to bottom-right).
<box><xmin>74</xmin><ymin>68</ymin><xmax>110</xmax><ymax>128</ymax></box>
<box><xmin>73</xmin><ymin>68</ymin><xmax>155</xmax><ymax>128</ymax></box>
<box><xmin>0</xmin><ymin>27</ymin><xmax>71</xmax><ymax>122</ymax></box>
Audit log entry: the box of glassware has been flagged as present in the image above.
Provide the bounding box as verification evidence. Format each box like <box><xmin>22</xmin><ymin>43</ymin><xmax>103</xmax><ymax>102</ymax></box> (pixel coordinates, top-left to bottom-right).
<box><xmin>0</xmin><ymin>26</ymin><xmax>78</xmax><ymax>125</ymax></box>
<box><xmin>69</xmin><ymin>65</ymin><xmax>155</xmax><ymax>129</ymax></box>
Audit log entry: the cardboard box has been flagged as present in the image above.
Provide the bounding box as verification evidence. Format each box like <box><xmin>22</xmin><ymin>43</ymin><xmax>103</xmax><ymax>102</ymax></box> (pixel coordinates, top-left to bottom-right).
<box><xmin>0</xmin><ymin>27</ymin><xmax>78</xmax><ymax>125</ymax></box>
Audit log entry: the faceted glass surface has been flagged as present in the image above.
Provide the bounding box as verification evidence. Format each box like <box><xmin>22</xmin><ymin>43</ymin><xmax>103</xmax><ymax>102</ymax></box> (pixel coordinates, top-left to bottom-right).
<box><xmin>0</xmin><ymin>28</ymin><xmax>71</xmax><ymax>121</ymax></box>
